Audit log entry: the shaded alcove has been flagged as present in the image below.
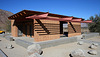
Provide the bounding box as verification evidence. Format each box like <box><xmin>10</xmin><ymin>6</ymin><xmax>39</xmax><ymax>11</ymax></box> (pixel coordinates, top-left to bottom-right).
<box><xmin>14</xmin><ymin>19</ymin><xmax>34</xmax><ymax>37</ymax></box>
<box><xmin>60</xmin><ymin>21</ymin><xmax>68</xmax><ymax>37</ymax></box>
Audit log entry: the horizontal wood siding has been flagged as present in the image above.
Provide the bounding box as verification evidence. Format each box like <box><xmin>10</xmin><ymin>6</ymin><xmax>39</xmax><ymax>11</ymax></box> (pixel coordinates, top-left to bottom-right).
<box><xmin>34</xmin><ymin>19</ymin><xmax>60</xmax><ymax>42</ymax></box>
<box><xmin>68</xmin><ymin>22</ymin><xmax>81</xmax><ymax>37</ymax></box>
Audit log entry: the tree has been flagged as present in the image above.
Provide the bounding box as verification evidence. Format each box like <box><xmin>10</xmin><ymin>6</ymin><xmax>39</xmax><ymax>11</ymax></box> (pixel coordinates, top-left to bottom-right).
<box><xmin>88</xmin><ymin>14</ymin><xmax>100</xmax><ymax>33</ymax></box>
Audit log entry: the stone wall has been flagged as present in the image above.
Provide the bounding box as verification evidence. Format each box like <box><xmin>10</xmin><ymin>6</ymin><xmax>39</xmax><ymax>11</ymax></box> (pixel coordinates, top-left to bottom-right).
<box><xmin>83</xmin><ymin>33</ymin><xmax>100</xmax><ymax>39</ymax></box>
<box><xmin>36</xmin><ymin>37</ymin><xmax>77</xmax><ymax>49</ymax></box>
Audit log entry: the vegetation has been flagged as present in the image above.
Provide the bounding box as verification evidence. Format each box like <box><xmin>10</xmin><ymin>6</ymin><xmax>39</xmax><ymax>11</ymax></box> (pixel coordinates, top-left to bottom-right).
<box><xmin>88</xmin><ymin>14</ymin><xmax>100</xmax><ymax>33</ymax></box>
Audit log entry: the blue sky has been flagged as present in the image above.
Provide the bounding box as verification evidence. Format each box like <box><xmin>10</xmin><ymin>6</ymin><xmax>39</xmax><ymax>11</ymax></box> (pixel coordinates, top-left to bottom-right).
<box><xmin>0</xmin><ymin>0</ymin><xmax>100</xmax><ymax>20</ymax></box>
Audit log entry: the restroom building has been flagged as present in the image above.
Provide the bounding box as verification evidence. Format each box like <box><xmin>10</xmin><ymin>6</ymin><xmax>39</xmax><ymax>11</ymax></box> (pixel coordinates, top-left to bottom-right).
<box><xmin>8</xmin><ymin>10</ymin><xmax>92</xmax><ymax>42</ymax></box>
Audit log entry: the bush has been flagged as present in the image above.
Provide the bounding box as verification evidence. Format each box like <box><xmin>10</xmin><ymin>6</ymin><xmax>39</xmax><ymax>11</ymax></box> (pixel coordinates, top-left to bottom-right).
<box><xmin>88</xmin><ymin>14</ymin><xmax>100</xmax><ymax>33</ymax></box>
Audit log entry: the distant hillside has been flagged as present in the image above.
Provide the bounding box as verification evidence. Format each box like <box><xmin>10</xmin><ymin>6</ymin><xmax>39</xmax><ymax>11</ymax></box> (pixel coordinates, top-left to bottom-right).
<box><xmin>0</xmin><ymin>9</ymin><xmax>13</xmax><ymax>30</ymax></box>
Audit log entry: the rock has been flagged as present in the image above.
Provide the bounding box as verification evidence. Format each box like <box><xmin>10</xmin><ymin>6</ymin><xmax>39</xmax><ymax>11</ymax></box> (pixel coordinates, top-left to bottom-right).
<box><xmin>6</xmin><ymin>44</ymin><xmax>14</xmax><ymax>49</ymax></box>
<box><xmin>81</xmin><ymin>37</ymin><xmax>85</xmax><ymax>39</ymax></box>
<box><xmin>70</xmin><ymin>49</ymin><xmax>85</xmax><ymax>57</ymax></box>
<box><xmin>27</xmin><ymin>44</ymin><xmax>42</xmax><ymax>55</ymax></box>
<box><xmin>0</xmin><ymin>39</ymin><xmax>1</xmax><ymax>41</ymax></box>
<box><xmin>9</xmin><ymin>37</ymin><xmax>14</xmax><ymax>41</ymax></box>
<box><xmin>29</xmin><ymin>53</ymin><xmax>43</xmax><ymax>57</ymax></box>
<box><xmin>77</xmin><ymin>41</ymin><xmax>84</xmax><ymax>45</ymax></box>
<box><xmin>89</xmin><ymin>45</ymin><xmax>97</xmax><ymax>49</ymax></box>
<box><xmin>88</xmin><ymin>50</ymin><xmax>97</xmax><ymax>55</ymax></box>
<box><xmin>92</xmin><ymin>43</ymin><xmax>98</xmax><ymax>47</ymax></box>
<box><xmin>82</xmin><ymin>35</ymin><xmax>85</xmax><ymax>39</ymax></box>
<box><xmin>81</xmin><ymin>36</ymin><xmax>85</xmax><ymax>39</ymax></box>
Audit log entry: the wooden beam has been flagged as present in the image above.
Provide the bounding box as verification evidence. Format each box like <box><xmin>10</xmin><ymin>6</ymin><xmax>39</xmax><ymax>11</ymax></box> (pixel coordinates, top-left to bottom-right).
<box><xmin>20</xmin><ymin>13</ymin><xmax>23</xmax><ymax>15</ymax></box>
<box><xmin>23</xmin><ymin>11</ymin><xmax>26</xmax><ymax>14</ymax></box>
<box><xmin>71</xmin><ymin>18</ymin><xmax>82</xmax><ymax>22</ymax></box>
<box><xmin>13</xmin><ymin>16</ymin><xmax>14</xmax><ymax>18</ymax></box>
<box><xmin>15</xmin><ymin>15</ymin><xmax>17</xmax><ymax>18</ymax></box>
<box><xmin>40</xmin><ymin>17</ymin><xmax>72</xmax><ymax>21</ymax></box>
<box><xmin>17</xmin><ymin>14</ymin><xmax>19</xmax><ymax>17</ymax></box>
<box><xmin>26</xmin><ymin>13</ymin><xmax>48</xmax><ymax>19</ymax></box>
<box><xmin>81</xmin><ymin>20</ymin><xmax>93</xmax><ymax>23</ymax></box>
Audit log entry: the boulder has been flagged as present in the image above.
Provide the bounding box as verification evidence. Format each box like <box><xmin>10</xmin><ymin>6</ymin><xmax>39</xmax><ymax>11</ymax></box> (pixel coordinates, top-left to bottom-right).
<box><xmin>27</xmin><ymin>44</ymin><xmax>42</xmax><ymax>55</ymax></box>
<box><xmin>29</xmin><ymin>53</ymin><xmax>43</xmax><ymax>57</ymax></box>
<box><xmin>70</xmin><ymin>49</ymin><xmax>85</xmax><ymax>57</ymax></box>
<box><xmin>77</xmin><ymin>41</ymin><xmax>84</xmax><ymax>45</ymax></box>
<box><xmin>81</xmin><ymin>35</ymin><xmax>85</xmax><ymax>39</ymax></box>
<box><xmin>88</xmin><ymin>50</ymin><xmax>97</xmax><ymax>55</ymax></box>
<box><xmin>9</xmin><ymin>37</ymin><xmax>14</xmax><ymax>41</ymax></box>
<box><xmin>92</xmin><ymin>43</ymin><xmax>98</xmax><ymax>47</ymax></box>
<box><xmin>89</xmin><ymin>45</ymin><xmax>97</xmax><ymax>49</ymax></box>
<box><xmin>6</xmin><ymin>44</ymin><xmax>14</xmax><ymax>49</ymax></box>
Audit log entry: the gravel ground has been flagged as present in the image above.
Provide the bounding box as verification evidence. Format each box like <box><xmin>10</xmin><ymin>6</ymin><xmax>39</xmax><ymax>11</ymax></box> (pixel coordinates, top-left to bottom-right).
<box><xmin>42</xmin><ymin>36</ymin><xmax>100</xmax><ymax>57</ymax></box>
<box><xmin>87</xmin><ymin>36</ymin><xmax>100</xmax><ymax>42</ymax></box>
<box><xmin>0</xmin><ymin>35</ymin><xmax>100</xmax><ymax>57</ymax></box>
<box><xmin>0</xmin><ymin>37</ymin><xmax>28</xmax><ymax>57</ymax></box>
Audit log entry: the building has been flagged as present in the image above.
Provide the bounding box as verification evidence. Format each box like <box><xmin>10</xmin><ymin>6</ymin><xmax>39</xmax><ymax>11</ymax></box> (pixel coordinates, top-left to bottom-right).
<box><xmin>63</xmin><ymin>23</ymin><xmax>90</xmax><ymax>34</ymax></box>
<box><xmin>81</xmin><ymin>23</ymin><xmax>89</xmax><ymax>33</ymax></box>
<box><xmin>8</xmin><ymin>10</ymin><xmax>92</xmax><ymax>42</ymax></box>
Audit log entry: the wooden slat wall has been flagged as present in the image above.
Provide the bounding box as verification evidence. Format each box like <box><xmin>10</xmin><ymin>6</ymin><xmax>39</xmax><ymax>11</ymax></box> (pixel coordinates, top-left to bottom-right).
<box><xmin>34</xmin><ymin>19</ymin><xmax>60</xmax><ymax>42</ymax></box>
<box><xmin>68</xmin><ymin>22</ymin><xmax>81</xmax><ymax>37</ymax></box>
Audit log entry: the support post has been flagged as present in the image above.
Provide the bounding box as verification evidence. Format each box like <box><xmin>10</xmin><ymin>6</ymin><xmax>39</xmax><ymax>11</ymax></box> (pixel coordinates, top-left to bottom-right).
<box><xmin>11</xmin><ymin>20</ymin><xmax>18</xmax><ymax>37</ymax></box>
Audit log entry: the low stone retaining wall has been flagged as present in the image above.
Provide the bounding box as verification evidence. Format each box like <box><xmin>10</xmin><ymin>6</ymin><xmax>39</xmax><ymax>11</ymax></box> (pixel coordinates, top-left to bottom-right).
<box><xmin>36</xmin><ymin>37</ymin><xmax>77</xmax><ymax>49</ymax></box>
<box><xmin>4</xmin><ymin>36</ymin><xmax>14</xmax><ymax>41</ymax></box>
<box><xmin>15</xmin><ymin>39</ymin><xmax>33</xmax><ymax>48</ymax></box>
<box><xmin>15</xmin><ymin>37</ymin><xmax>77</xmax><ymax>49</ymax></box>
<box><xmin>83</xmin><ymin>33</ymin><xmax>99</xmax><ymax>39</ymax></box>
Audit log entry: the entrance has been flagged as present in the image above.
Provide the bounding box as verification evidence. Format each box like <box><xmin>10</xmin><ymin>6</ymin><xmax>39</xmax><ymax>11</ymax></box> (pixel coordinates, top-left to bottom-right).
<box><xmin>25</xmin><ymin>25</ymin><xmax>27</xmax><ymax>37</ymax></box>
<box><xmin>17</xmin><ymin>25</ymin><xmax>23</xmax><ymax>37</ymax></box>
<box><xmin>60</xmin><ymin>21</ymin><xmax>68</xmax><ymax>37</ymax></box>
<box><xmin>29</xmin><ymin>25</ymin><xmax>33</xmax><ymax>37</ymax></box>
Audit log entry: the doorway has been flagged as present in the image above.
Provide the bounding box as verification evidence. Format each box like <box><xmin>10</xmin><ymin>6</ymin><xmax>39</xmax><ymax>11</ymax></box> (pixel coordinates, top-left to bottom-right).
<box><xmin>29</xmin><ymin>25</ymin><xmax>33</xmax><ymax>37</ymax></box>
<box><xmin>60</xmin><ymin>21</ymin><xmax>68</xmax><ymax>37</ymax></box>
<box><xmin>17</xmin><ymin>25</ymin><xmax>23</xmax><ymax>37</ymax></box>
<box><xmin>25</xmin><ymin>25</ymin><xmax>27</xmax><ymax>37</ymax></box>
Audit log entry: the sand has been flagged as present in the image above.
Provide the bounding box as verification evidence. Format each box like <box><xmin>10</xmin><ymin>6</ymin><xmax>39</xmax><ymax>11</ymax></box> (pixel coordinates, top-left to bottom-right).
<box><xmin>0</xmin><ymin>37</ymin><xmax>29</xmax><ymax>57</ymax></box>
<box><xmin>87</xmin><ymin>36</ymin><xmax>100</xmax><ymax>42</ymax></box>
<box><xmin>42</xmin><ymin>36</ymin><xmax>100</xmax><ymax>57</ymax></box>
<box><xmin>0</xmin><ymin>35</ymin><xmax>100</xmax><ymax>57</ymax></box>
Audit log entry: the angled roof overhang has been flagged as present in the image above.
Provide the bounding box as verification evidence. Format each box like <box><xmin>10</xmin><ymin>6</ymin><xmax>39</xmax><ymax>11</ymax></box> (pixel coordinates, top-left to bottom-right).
<box><xmin>8</xmin><ymin>10</ymin><xmax>93</xmax><ymax>23</ymax></box>
<box><xmin>81</xmin><ymin>20</ymin><xmax>93</xmax><ymax>23</ymax></box>
<box><xmin>26</xmin><ymin>14</ymin><xmax>73</xmax><ymax>21</ymax></box>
